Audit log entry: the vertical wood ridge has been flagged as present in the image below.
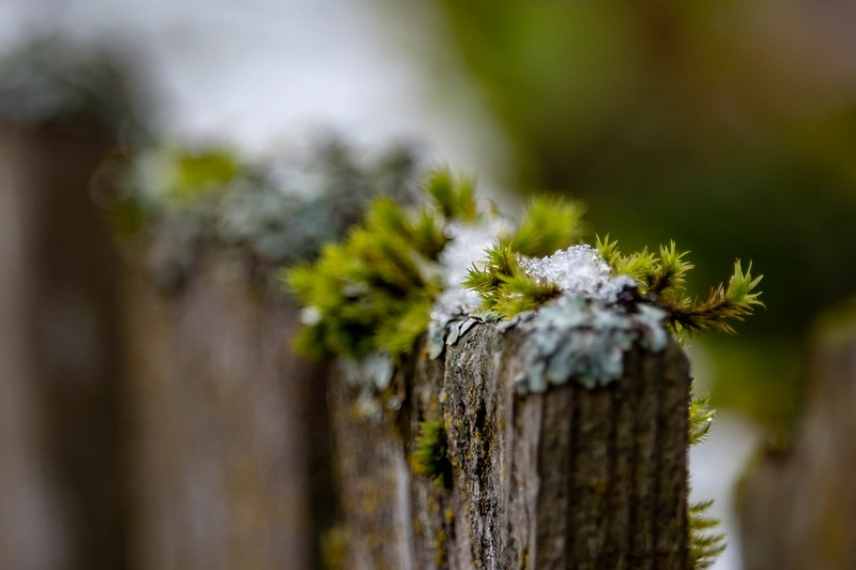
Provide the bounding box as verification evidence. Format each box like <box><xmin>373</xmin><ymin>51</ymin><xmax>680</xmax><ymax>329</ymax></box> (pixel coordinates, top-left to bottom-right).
<box><xmin>652</xmin><ymin>351</ymin><xmax>665</xmax><ymax>570</ymax></box>
<box><xmin>565</xmin><ymin>383</ymin><xmax>580</xmax><ymax>566</ymax></box>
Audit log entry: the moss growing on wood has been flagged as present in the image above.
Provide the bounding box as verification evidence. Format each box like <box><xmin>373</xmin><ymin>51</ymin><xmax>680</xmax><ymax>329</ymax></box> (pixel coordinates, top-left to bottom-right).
<box><xmin>286</xmin><ymin>172</ymin><xmax>479</xmax><ymax>360</ymax></box>
<box><xmin>410</xmin><ymin>419</ymin><xmax>453</xmax><ymax>489</ymax></box>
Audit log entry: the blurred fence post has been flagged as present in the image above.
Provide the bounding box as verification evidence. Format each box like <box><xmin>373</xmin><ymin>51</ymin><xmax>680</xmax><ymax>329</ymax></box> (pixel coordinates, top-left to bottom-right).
<box><xmin>0</xmin><ymin>119</ymin><xmax>128</xmax><ymax>570</ymax></box>
<box><xmin>124</xmin><ymin>250</ymin><xmax>333</xmax><ymax>570</ymax></box>
<box><xmin>332</xmin><ymin>316</ymin><xmax>692</xmax><ymax>569</ymax></box>
<box><xmin>737</xmin><ymin>310</ymin><xmax>856</xmax><ymax>570</ymax></box>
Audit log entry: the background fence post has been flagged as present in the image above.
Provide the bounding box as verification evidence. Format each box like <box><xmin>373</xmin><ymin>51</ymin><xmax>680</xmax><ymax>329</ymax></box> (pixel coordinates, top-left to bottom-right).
<box><xmin>737</xmin><ymin>310</ymin><xmax>856</xmax><ymax>570</ymax></box>
<box><xmin>124</xmin><ymin>250</ymin><xmax>334</xmax><ymax>570</ymax></box>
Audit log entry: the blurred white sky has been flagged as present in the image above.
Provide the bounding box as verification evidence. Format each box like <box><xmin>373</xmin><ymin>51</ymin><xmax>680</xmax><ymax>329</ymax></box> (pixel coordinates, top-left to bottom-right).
<box><xmin>0</xmin><ymin>0</ymin><xmax>508</xmax><ymax>174</ymax></box>
<box><xmin>0</xmin><ymin>2</ymin><xmax>755</xmax><ymax>569</ymax></box>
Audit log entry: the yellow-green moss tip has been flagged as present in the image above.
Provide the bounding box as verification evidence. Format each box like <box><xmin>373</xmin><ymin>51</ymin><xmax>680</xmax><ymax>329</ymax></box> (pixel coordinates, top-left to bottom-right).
<box><xmin>508</xmin><ymin>196</ymin><xmax>585</xmax><ymax>257</ymax></box>
<box><xmin>425</xmin><ymin>168</ymin><xmax>478</xmax><ymax>222</ymax></box>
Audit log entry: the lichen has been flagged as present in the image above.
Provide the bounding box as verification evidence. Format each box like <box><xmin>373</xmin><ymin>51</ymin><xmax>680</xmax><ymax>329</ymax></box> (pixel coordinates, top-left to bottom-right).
<box><xmin>117</xmin><ymin>140</ymin><xmax>418</xmax><ymax>291</ymax></box>
<box><xmin>513</xmin><ymin>296</ymin><xmax>668</xmax><ymax>393</ymax></box>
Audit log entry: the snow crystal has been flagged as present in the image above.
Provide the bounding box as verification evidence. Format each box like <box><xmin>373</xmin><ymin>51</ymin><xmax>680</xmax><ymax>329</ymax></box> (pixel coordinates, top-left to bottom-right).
<box><xmin>518</xmin><ymin>244</ymin><xmax>633</xmax><ymax>303</ymax></box>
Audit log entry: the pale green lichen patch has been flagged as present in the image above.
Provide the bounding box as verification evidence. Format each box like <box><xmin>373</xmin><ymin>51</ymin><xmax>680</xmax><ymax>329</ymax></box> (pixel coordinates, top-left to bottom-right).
<box><xmin>513</xmin><ymin>297</ymin><xmax>668</xmax><ymax>393</ymax></box>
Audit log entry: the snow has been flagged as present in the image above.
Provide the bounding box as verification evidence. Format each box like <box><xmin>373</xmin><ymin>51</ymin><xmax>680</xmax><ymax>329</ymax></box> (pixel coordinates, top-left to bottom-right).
<box><xmin>518</xmin><ymin>244</ymin><xmax>633</xmax><ymax>303</ymax></box>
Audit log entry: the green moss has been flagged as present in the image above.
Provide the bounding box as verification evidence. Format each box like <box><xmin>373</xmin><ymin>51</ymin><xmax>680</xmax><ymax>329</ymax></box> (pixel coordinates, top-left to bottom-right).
<box><xmin>689</xmin><ymin>499</ymin><xmax>726</xmax><ymax>569</ymax></box>
<box><xmin>286</xmin><ymin>168</ymin><xmax>489</xmax><ymax>360</ymax></box>
<box><xmin>411</xmin><ymin>419</ymin><xmax>453</xmax><ymax>489</ymax></box>
<box><xmin>690</xmin><ymin>397</ymin><xmax>715</xmax><ymax>445</ymax></box>
<box><xmin>424</xmin><ymin>168</ymin><xmax>478</xmax><ymax>222</ymax></box>
<box><xmin>597</xmin><ymin>236</ymin><xmax>764</xmax><ymax>336</ymax></box>
<box><xmin>464</xmin><ymin>242</ymin><xmax>561</xmax><ymax>319</ymax></box>
<box><xmin>168</xmin><ymin>149</ymin><xmax>240</xmax><ymax>205</ymax></box>
<box><xmin>286</xmin><ymin>195</ymin><xmax>445</xmax><ymax>360</ymax></box>
<box><xmin>507</xmin><ymin>196</ymin><xmax>585</xmax><ymax>257</ymax></box>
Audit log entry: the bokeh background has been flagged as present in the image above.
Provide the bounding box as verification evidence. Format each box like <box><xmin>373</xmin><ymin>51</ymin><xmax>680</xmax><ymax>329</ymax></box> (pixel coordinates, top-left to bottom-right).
<box><xmin>3</xmin><ymin>1</ymin><xmax>856</xmax><ymax>569</ymax></box>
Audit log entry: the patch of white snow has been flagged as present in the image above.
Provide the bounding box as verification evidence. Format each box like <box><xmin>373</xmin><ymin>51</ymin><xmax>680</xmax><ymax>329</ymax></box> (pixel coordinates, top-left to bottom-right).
<box><xmin>518</xmin><ymin>244</ymin><xmax>633</xmax><ymax>303</ymax></box>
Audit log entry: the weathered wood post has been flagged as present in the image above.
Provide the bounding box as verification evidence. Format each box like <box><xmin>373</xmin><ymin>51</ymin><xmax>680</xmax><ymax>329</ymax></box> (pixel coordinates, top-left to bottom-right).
<box><xmin>737</xmin><ymin>305</ymin><xmax>856</xmax><ymax>570</ymax></box>
<box><xmin>124</xmin><ymin>251</ymin><xmax>331</xmax><ymax>570</ymax></box>
<box><xmin>332</xmin><ymin>304</ymin><xmax>692</xmax><ymax>569</ymax></box>
<box><xmin>119</xmin><ymin>141</ymin><xmax>418</xmax><ymax>570</ymax></box>
<box><xmin>0</xmin><ymin>39</ymin><xmax>145</xmax><ymax>570</ymax></box>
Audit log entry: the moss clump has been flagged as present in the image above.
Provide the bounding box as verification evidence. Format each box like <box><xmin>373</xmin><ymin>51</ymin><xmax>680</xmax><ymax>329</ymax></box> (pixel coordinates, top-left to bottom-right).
<box><xmin>464</xmin><ymin>242</ymin><xmax>562</xmax><ymax>319</ymax></box>
<box><xmin>411</xmin><ymin>419</ymin><xmax>453</xmax><ymax>489</ymax></box>
<box><xmin>507</xmin><ymin>196</ymin><xmax>585</xmax><ymax>257</ymax></box>
<box><xmin>465</xmin><ymin>206</ymin><xmax>763</xmax><ymax>340</ymax></box>
<box><xmin>286</xmin><ymin>172</ymin><xmax>478</xmax><ymax>360</ymax></box>
<box><xmin>462</xmin><ymin>196</ymin><xmax>584</xmax><ymax>319</ymax></box>
<box><xmin>424</xmin><ymin>168</ymin><xmax>479</xmax><ymax>222</ymax></box>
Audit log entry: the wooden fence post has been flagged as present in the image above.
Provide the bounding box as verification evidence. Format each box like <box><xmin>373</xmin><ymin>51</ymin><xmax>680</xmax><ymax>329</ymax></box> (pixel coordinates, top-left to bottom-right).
<box><xmin>124</xmin><ymin>251</ymin><xmax>334</xmax><ymax>570</ymax></box>
<box><xmin>0</xmin><ymin>120</ymin><xmax>128</xmax><ymax>570</ymax></box>
<box><xmin>737</xmin><ymin>308</ymin><xmax>856</xmax><ymax>570</ymax></box>
<box><xmin>0</xmin><ymin>39</ymin><xmax>147</xmax><ymax>570</ymax></box>
<box><xmin>333</xmin><ymin>309</ymin><xmax>692</xmax><ymax>569</ymax></box>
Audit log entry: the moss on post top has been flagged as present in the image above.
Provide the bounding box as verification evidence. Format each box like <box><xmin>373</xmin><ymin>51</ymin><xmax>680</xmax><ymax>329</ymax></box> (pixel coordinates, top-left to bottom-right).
<box><xmin>112</xmin><ymin>139</ymin><xmax>419</xmax><ymax>290</ymax></box>
<box><xmin>0</xmin><ymin>36</ymin><xmax>150</xmax><ymax>137</ymax></box>
<box><xmin>288</xmin><ymin>169</ymin><xmax>762</xmax><ymax>375</ymax></box>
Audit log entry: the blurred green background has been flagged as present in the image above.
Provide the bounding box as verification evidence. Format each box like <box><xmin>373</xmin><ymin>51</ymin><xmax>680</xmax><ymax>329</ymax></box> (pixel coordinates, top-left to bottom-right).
<box><xmin>424</xmin><ymin>0</ymin><xmax>856</xmax><ymax>436</ymax></box>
